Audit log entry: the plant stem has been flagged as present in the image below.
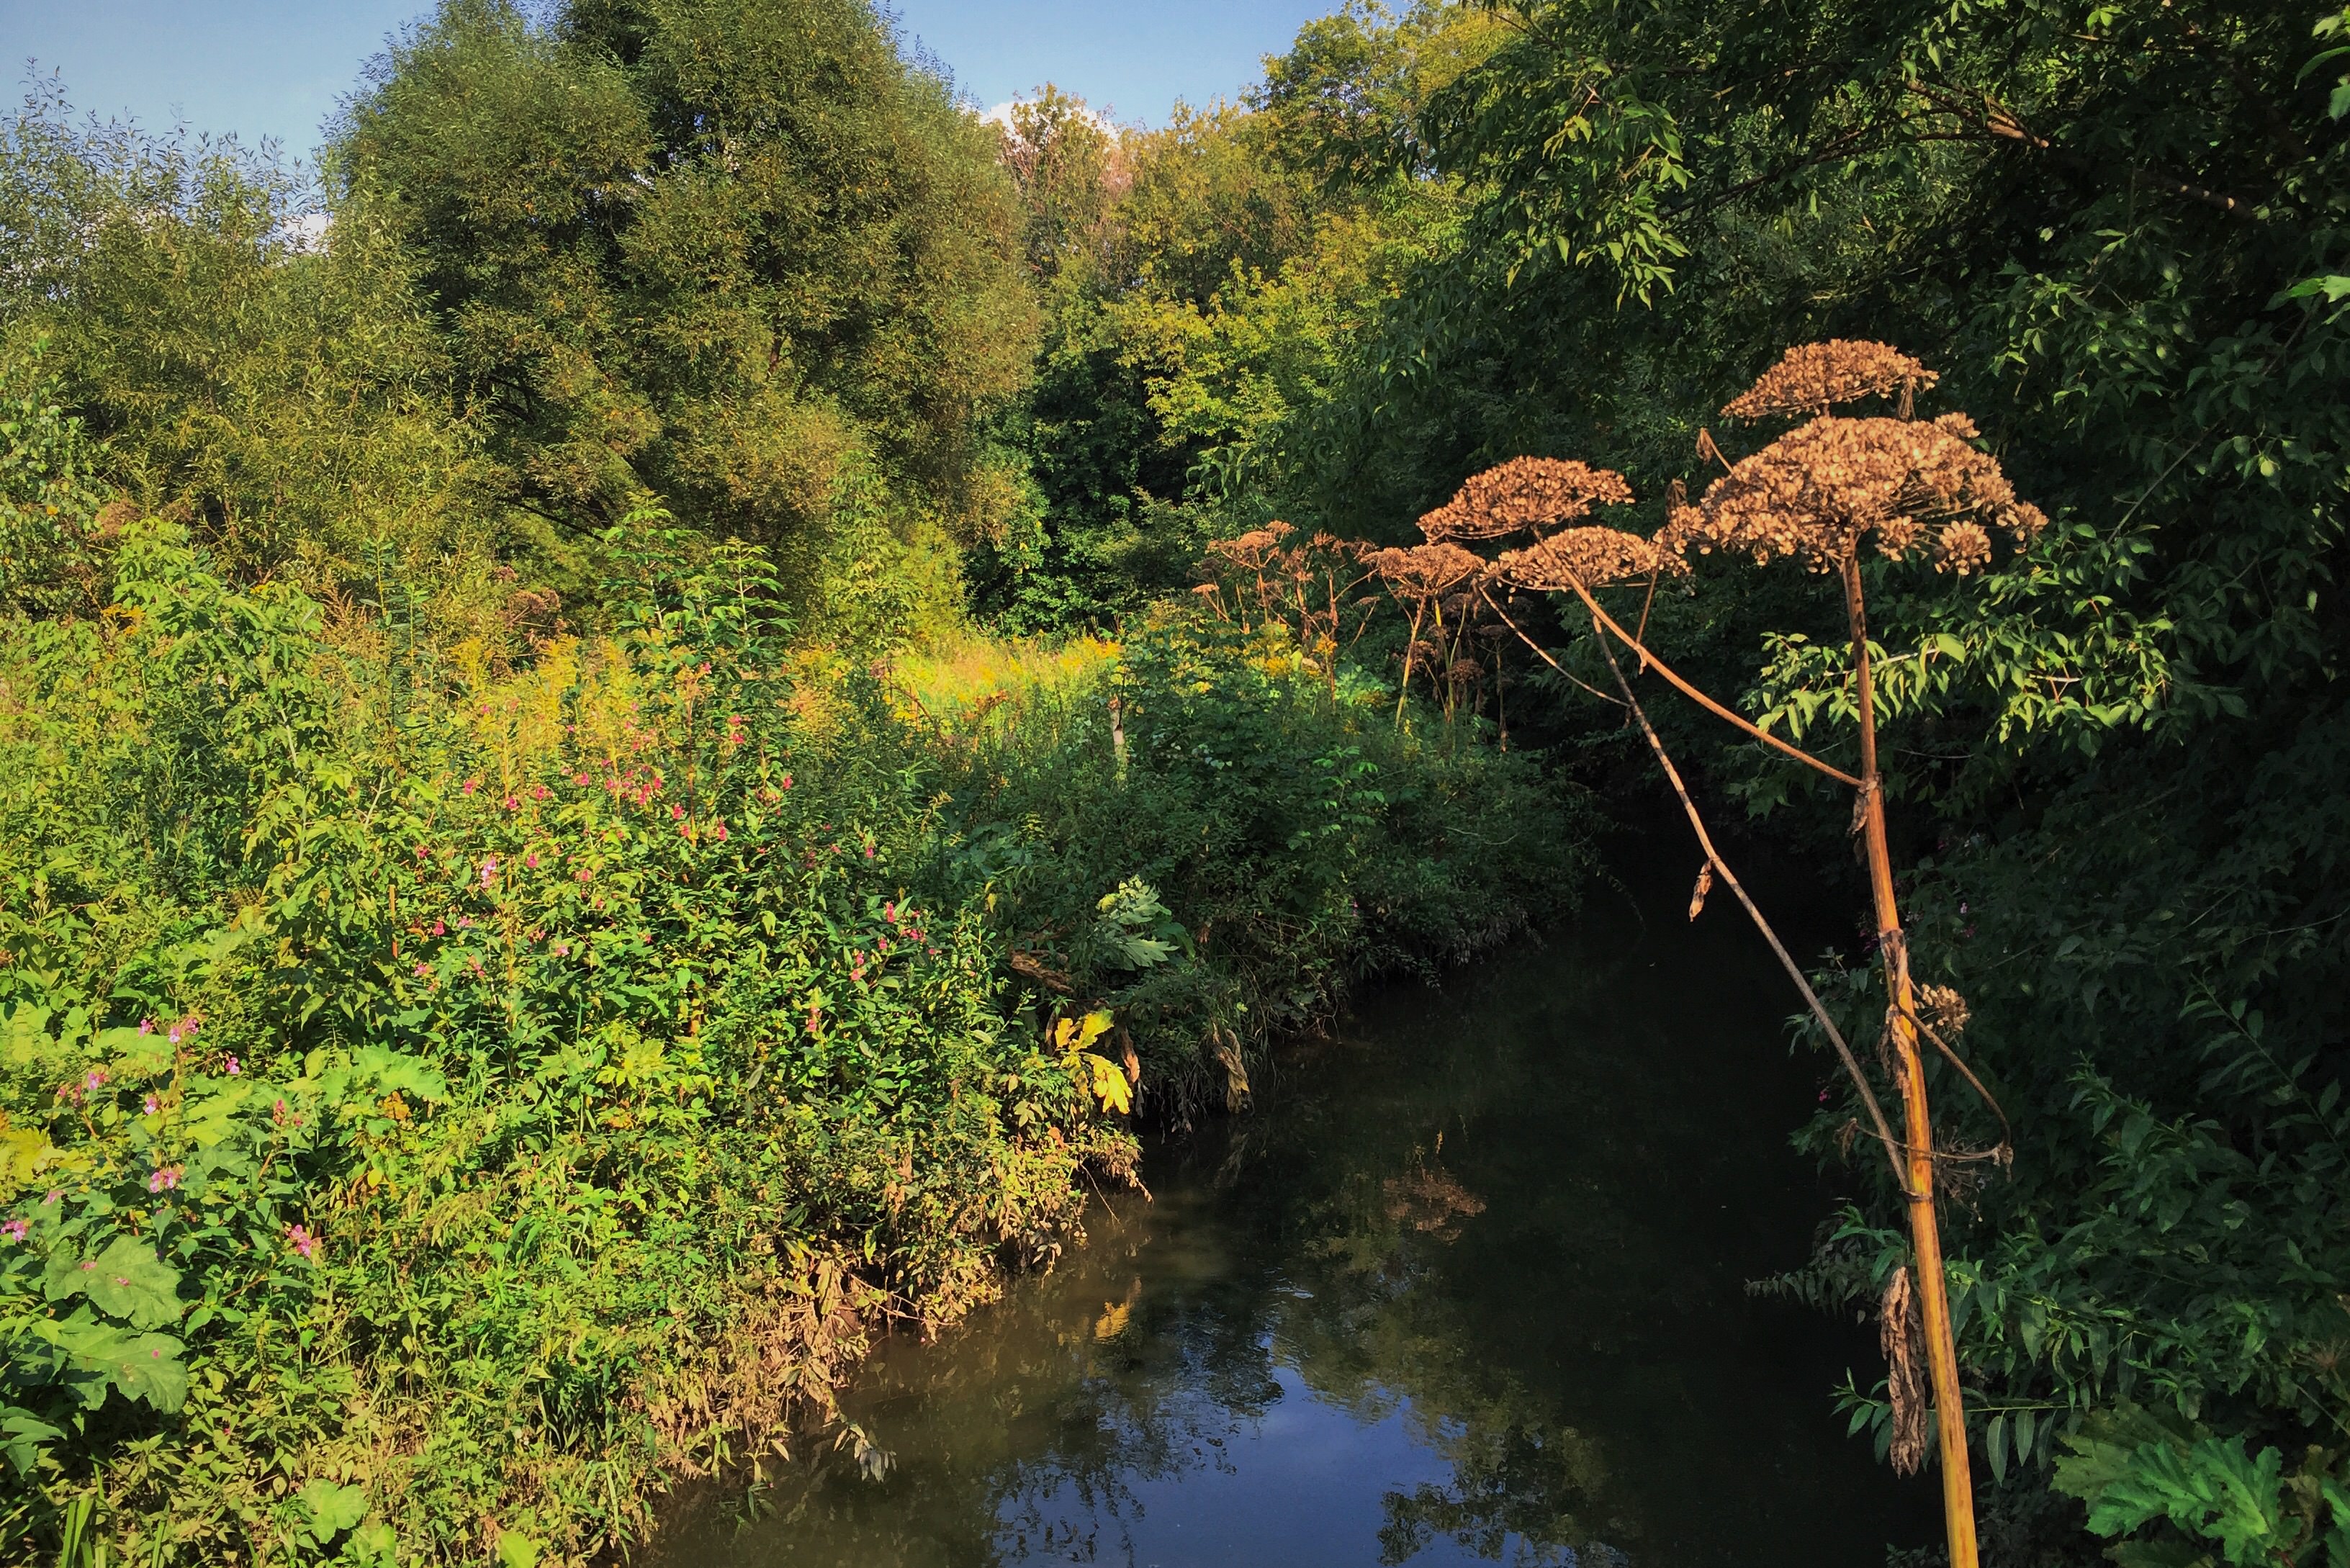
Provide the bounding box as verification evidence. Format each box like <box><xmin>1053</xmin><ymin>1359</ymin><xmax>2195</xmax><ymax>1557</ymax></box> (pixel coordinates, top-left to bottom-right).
<box><xmin>1845</xmin><ymin>551</ymin><xmax>1978</xmax><ymax>1568</ymax></box>
<box><xmin>1579</xmin><ymin>611</ymin><xmax>1914</xmax><ymax>1196</ymax></box>
<box><xmin>1551</xmin><ymin>573</ymin><xmax>1863</xmax><ymax>789</ymax></box>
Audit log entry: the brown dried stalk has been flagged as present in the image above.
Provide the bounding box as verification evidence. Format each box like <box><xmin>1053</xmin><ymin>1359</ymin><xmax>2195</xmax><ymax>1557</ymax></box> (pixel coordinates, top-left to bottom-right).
<box><xmin>1881</xmin><ymin>1264</ymin><xmax>1931</xmax><ymax>1476</ymax></box>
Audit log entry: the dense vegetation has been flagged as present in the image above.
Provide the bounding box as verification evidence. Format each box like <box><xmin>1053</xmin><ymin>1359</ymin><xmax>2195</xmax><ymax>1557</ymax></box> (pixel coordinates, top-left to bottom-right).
<box><xmin>0</xmin><ymin>4</ymin><xmax>1581</xmax><ymax>1560</ymax></box>
<box><xmin>6</xmin><ymin>0</ymin><xmax>2346</xmax><ymax>1560</ymax></box>
<box><xmin>971</xmin><ymin>3</ymin><xmax>2350</xmax><ymax>1564</ymax></box>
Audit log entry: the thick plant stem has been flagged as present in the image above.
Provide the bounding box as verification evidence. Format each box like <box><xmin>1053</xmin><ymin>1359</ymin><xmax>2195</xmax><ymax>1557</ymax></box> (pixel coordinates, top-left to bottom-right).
<box><xmin>1844</xmin><ymin>553</ymin><xmax>1978</xmax><ymax>1568</ymax></box>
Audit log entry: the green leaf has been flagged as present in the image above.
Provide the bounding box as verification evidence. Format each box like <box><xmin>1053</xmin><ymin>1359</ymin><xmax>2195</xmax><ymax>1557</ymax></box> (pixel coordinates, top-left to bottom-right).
<box><xmin>50</xmin><ymin>1235</ymin><xmax>184</xmax><ymax>1328</ymax></box>
<box><xmin>297</xmin><ymin>1479</ymin><xmax>369</xmax><ymax>1541</ymax></box>
<box><xmin>50</xmin><ymin>1320</ymin><xmax>189</xmax><ymax>1411</ymax></box>
<box><xmin>495</xmin><ymin>1528</ymin><xmax>542</xmax><ymax>1568</ymax></box>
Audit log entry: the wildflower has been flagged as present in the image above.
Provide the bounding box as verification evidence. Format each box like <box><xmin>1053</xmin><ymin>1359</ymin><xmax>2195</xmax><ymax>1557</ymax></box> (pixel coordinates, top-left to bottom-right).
<box><xmin>462</xmin><ymin>778</ymin><xmax>479</xmax><ymax>796</ymax></box>
<box><xmin>84</xmin><ymin>1068</ymin><xmax>109</xmax><ymax>1093</ymax></box>
<box><xmin>138</xmin><ymin>1017</ymin><xmax>154</xmax><ymax>1036</ymax></box>
<box><xmin>457</xmin><ymin>916</ymin><xmax>474</xmax><ymax>929</ymax></box>
<box><xmin>285</xmin><ymin>1223</ymin><xmax>318</xmax><ymax>1261</ymax></box>
<box><xmin>147</xmin><ymin>1166</ymin><xmax>183</xmax><ymax>1193</ymax></box>
<box><xmin>575</xmin><ymin>772</ymin><xmax>590</xmax><ymax>786</ymax></box>
<box><xmin>863</xmin><ymin>844</ymin><xmax>875</xmax><ymax>860</ymax></box>
<box><xmin>42</xmin><ymin>1190</ymin><xmax>61</xmax><ymax>1206</ymax></box>
<box><xmin>711</xmin><ymin>821</ymin><xmax>727</xmax><ymax>842</ymax></box>
<box><xmin>143</xmin><ymin>1094</ymin><xmax>159</xmax><ymax>1115</ymax></box>
<box><xmin>671</xmin><ymin>803</ymin><xmax>685</xmax><ymax>820</ymax></box>
<box><xmin>532</xmin><ymin>784</ymin><xmax>549</xmax><ymax>800</ymax></box>
<box><xmin>884</xmin><ymin>901</ymin><xmax>896</xmax><ymax>924</ymax></box>
<box><xmin>415</xmin><ymin>844</ymin><xmax>431</xmax><ymax>860</ymax></box>
<box><xmin>781</xmin><ymin>773</ymin><xmax>793</xmax><ymax>790</ymax></box>
<box><xmin>503</xmin><ymin>795</ymin><xmax>520</xmax><ymax>811</ymax></box>
<box><xmin>413</xmin><ymin>961</ymin><xmax>431</xmax><ymax>977</ymax></box>
<box><xmin>274</xmin><ymin>1098</ymin><xmax>289</xmax><ymax>1123</ymax></box>
<box><xmin>224</xmin><ymin>1055</ymin><xmax>240</xmax><ymax>1076</ymax></box>
<box><xmin>1</xmin><ymin>1219</ymin><xmax>25</xmax><ymax>1243</ymax></box>
<box><xmin>524</xmin><ymin>852</ymin><xmax>539</xmax><ymax>870</ymax></box>
<box><xmin>552</xmin><ymin>942</ymin><xmax>571</xmax><ymax>958</ymax></box>
<box><xmin>431</xmin><ymin>920</ymin><xmax>446</xmax><ymax>936</ymax></box>
<box><xmin>480</xmin><ymin>857</ymin><xmax>499</xmax><ymax>887</ymax></box>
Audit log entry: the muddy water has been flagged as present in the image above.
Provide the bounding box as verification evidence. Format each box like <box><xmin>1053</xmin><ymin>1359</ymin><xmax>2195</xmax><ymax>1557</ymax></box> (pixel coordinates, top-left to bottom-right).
<box><xmin>653</xmin><ymin>846</ymin><xmax>1932</xmax><ymax>1567</ymax></box>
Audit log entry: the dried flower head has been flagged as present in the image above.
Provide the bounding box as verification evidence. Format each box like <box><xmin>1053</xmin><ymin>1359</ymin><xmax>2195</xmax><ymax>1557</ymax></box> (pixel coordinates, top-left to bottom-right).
<box><xmin>1418</xmin><ymin>458</ymin><xmax>1635</xmax><ymax>543</ymax></box>
<box><xmin>1201</xmin><ymin>520</ymin><xmax>1296</xmax><ymax>575</ymax></box>
<box><xmin>1916</xmin><ymin>984</ymin><xmax>1971</xmax><ymax>1037</ymax></box>
<box><xmin>1498</xmin><ymin>526</ymin><xmax>1687</xmax><ymax>593</ymax></box>
<box><xmin>1662</xmin><ymin>415</ymin><xmax>2048</xmax><ymax>574</ymax></box>
<box><xmin>1373</xmin><ymin>543</ymin><xmax>1488</xmax><ymax>599</ymax></box>
<box><xmin>1724</xmin><ymin>341</ymin><xmax>1940</xmax><ymax>421</ymax></box>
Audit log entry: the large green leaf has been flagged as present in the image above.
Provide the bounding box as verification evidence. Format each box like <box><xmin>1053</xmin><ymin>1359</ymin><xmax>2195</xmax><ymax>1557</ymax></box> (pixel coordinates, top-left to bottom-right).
<box><xmin>46</xmin><ymin>1235</ymin><xmax>183</xmax><ymax>1328</ymax></box>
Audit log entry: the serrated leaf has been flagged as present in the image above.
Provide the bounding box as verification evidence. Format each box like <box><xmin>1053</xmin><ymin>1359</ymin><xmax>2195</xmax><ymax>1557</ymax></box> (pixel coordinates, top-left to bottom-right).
<box><xmin>69</xmin><ymin>1235</ymin><xmax>184</xmax><ymax>1328</ymax></box>
<box><xmin>50</xmin><ymin>1320</ymin><xmax>188</xmax><ymax>1411</ymax></box>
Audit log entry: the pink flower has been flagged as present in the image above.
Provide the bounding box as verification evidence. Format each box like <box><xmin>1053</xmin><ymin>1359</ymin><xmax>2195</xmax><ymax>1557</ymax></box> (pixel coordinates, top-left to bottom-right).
<box><xmin>147</xmin><ymin>1165</ymin><xmax>183</xmax><ymax>1193</ymax></box>
<box><xmin>166</xmin><ymin>1022</ymin><xmax>183</xmax><ymax>1045</ymax></box>
<box><xmin>524</xmin><ymin>853</ymin><xmax>539</xmax><ymax>870</ymax></box>
<box><xmin>863</xmin><ymin>845</ymin><xmax>875</xmax><ymax>860</ymax></box>
<box><xmin>138</xmin><ymin>1017</ymin><xmax>154</xmax><ymax>1036</ymax></box>
<box><xmin>457</xmin><ymin>915</ymin><xmax>474</xmax><ymax>929</ymax></box>
<box><xmin>462</xmin><ymin>778</ymin><xmax>479</xmax><ymax>796</ymax></box>
<box><xmin>285</xmin><ymin>1223</ymin><xmax>318</xmax><ymax>1261</ymax></box>
<box><xmin>480</xmin><ymin>857</ymin><xmax>499</xmax><ymax>887</ymax></box>
<box><xmin>552</xmin><ymin>942</ymin><xmax>570</xmax><ymax>958</ymax></box>
<box><xmin>671</xmin><ymin>803</ymin><xmax>685</xmax><ymax>820</ymax></box>
<box><xmin>883</xmin><ymin>901</ymin><xmax>896</xmax><ymax>924</ymax></box>
<box><xmin>143</xmin><ymin>1094</ymin><xmax>159</xmax><ymax>1115</ymax></box>
<box><xmin>431</xmin><ymin>920</ymin><xmax>446</xmax><ymax>936</ymax></box>
<box><xmin>532</xmin><ymin>784</ymin><xmax>549</xmax><ymax>800</ymax></box>
<box><xmin>781</xmin><ymin>773</ymin><xmax>793</xmax><ymax>790</ymax></box>
<box><xmin>1</xmin><ymin>1219</ymin><xmax>25</xmax><ymax>1243</ymax></box>
<box><xmin>83</xmin><ymin>1068</ymin><xmax>109</xmax><ymax>1092</ymax></box>
<box><xmin>416</xmin><ymin>844</ymin><xmax>431</xmax><ymax>860</ymax></box>
<box><xmin>503</xmin><ymin>795</ymin><xmax>520</xmax><ymax>811</ymax></box>
<box><xmin>225</xmin><ymin>1055</ymin><xmax>240</xmax><ymax>1076</ymax></box>
<box><xmin>413</xmin><ymin>961</ymin><xmax>431</xmax><ymax>977</ymax></box>
<box><xmin>711</xmin><ymin>821</ymin><xmax>727</xmax><ymax>842</ymax></box>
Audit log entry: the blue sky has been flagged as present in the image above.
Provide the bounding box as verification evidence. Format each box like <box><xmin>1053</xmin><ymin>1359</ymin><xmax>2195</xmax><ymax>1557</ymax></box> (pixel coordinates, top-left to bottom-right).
<box><xmin>0</xmin><ymin>0</ymin><xmax>1334</xmax><ymax>157</ymax></box>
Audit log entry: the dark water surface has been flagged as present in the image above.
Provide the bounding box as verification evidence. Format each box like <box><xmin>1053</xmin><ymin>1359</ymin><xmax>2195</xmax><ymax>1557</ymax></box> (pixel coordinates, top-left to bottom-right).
<box><xmin>654</xmin><ymin>850</ymin><xmax>1932</xmax><ymax>1567</ymax></box>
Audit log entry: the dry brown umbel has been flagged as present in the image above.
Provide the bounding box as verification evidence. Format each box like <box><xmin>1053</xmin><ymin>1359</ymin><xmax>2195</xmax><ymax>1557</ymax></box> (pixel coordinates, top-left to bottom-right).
<box><xmin>1418</xmin><ymin>457</ymin><xmax>1636</xmax><ymax>542</ymax></box>
<box><xmin>1373</xmin><ymin>542</ymin><xmax>1488</xmax><ymax>598</ymax></box>
<box><xmin>1497</xmin><ymin>526</ymin><xmax>1686</xmax><ymax>592</ymax></box>
<box><xmin>1662</xmin><ymin>414</ymin><xmax>2048</xmax><ymax>575</ymax></box>
<box><xmin>1724</xmin><ymin>340</ymin><xmax>1940</xmax><ymax>421</ymax></box>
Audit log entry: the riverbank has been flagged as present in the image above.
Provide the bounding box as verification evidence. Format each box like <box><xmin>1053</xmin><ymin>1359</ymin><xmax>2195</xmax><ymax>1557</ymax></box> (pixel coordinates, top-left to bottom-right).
<box><xmin>0</xmin><ymin>536</ymin><xmax>1588</xmax><ymax>1565</ymax></box>
<box><xmin>645</xmin><ymin>833</ymin><xmax>1935</xmax><ymax>1567</ymax></box>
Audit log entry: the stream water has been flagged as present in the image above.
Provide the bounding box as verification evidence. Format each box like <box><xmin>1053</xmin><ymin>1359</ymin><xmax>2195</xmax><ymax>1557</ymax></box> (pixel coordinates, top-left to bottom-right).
<box><xmin>653</xmin><ymin>843</ymin><xmax>1932</xmax><ymax>1567</ymax></box>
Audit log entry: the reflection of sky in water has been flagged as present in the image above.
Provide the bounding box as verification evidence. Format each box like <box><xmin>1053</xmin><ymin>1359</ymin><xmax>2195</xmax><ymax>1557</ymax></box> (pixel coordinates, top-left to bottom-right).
<box><xmin>995</xmin><ymin>1361</ymin><xmax>1602</xmax><ymax>1567</ymax></box>
<box><xmin>652</xmin><ymin>849</ymin><xmax>1934</xmax><ymax>1568</ymax></box>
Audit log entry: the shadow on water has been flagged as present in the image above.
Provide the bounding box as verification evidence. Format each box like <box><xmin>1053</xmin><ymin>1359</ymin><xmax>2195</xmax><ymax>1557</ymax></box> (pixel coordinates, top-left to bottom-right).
<box><xmin>652</xmin><ymin>829</ymin><xmax>1937</xmax><ymax>1567</ymax></box>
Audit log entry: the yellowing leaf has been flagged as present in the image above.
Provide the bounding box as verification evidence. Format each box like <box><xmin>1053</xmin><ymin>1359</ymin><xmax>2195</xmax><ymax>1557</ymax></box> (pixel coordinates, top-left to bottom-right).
<box><xmin>1074</xmin><ymin>1010</ymin><xmax>1112</xmax><ymax>1051</ymax></box>
<box><xmin>1080</xmin><ymin>1051</ymin><xmax>1133</xmax><ymax>1115</ymax></box>
<box><xmin>1093</xmin><ymin>1299</ymin><xmax>1132</xmax><ymax>1340</ymax></box>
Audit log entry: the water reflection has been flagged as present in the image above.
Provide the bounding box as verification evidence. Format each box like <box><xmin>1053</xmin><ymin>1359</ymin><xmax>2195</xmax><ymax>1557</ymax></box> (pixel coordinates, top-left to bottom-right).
<box><xmin>654</xmin><ymin>851</ymin><xmax>1931</xmax><ymax>1567</ymax></box>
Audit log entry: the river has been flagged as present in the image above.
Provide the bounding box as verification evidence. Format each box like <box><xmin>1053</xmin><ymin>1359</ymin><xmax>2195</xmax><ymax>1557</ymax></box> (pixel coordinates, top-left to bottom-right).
<box><xmin>652</xmin><ymin>840</ymin><xmax>1933</xmax><ymax>1567</ymax></box>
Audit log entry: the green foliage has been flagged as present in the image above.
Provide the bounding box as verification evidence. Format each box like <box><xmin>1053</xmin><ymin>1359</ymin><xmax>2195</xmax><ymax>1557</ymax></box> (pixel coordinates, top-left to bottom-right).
<box><xmin>0</xmin><ymin>492</ymin><xmax>1576</xmax><ymax>1559</ymax></box>
<box><xmin>340</xmin><ymin>0</ymin><xmax>1035</xmax><ymax>564</ymax></box>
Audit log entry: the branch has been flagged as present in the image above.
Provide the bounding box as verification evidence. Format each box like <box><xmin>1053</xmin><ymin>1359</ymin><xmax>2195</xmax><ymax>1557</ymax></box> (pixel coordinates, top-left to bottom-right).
<box><xmin>1586</xmin><ymin>612</ymin><xmax>1919</xmax><ymax>1199</ymax></box>
<box><xmin>1549</xmin><ymin>575</ymin><xmax>1864</xmax><ymax>789</ymax></box>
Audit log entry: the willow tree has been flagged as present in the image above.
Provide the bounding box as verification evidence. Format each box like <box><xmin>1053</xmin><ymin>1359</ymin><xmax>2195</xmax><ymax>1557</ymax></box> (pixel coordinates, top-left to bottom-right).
<box><xmin>338</xmin><ymin>0</ymin><xmax>1037</xmax><ymax>560</ymax></box>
